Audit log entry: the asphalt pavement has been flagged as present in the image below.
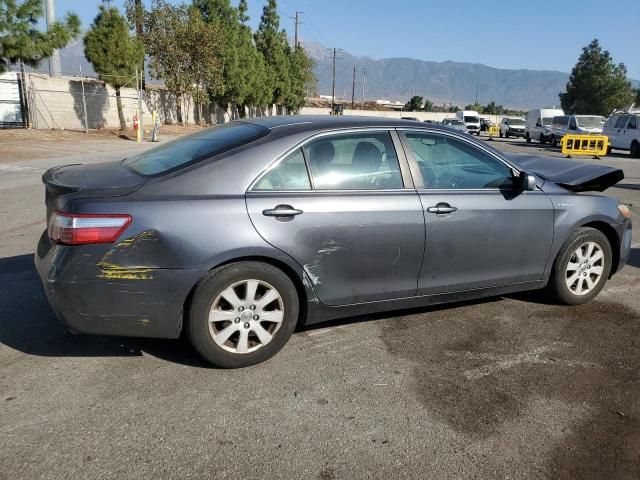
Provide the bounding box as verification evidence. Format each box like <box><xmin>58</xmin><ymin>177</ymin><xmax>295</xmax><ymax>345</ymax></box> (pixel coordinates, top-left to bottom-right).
<box><xmin>1</xmin><ymin>130</ymin><xmax>639</xmax><ymax>480</ymax></box>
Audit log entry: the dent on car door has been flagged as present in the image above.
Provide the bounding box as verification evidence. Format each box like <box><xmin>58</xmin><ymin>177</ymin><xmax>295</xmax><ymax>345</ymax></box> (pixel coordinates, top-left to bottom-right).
<box><xmin>399</xmin><ymin>130</ymin><xmax>555</xmax><ymax>295</ymax></box>
<box><xmin>245</xmin><ymin>130</ymin><xmax>425</xmax><ymax>306</ymax></box>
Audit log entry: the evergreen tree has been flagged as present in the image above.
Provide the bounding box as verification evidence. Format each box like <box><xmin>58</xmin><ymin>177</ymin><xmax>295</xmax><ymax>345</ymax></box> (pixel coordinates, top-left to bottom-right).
<box><xmin>255</xmin><ymin>0</ymin><xmax>290</xmax><ymax>109</ymax></box>
<box><xmin>84</xmin><ymin>3</ymin><xmax>143</xmax><ymax>129</ymax></box>
<box><xmin>0</xmin><ymin>0</ymin><xmax>80</xmax><ymax>73</ymax></box>
<box><xmin>560</xmin><ymin>39</ymin><xmax>634</xmax><ymax>116</ymax></box>
<box><xmin>285</xmin><ymin>43</ymin><xmax>315</xmax><ymax>113</ymax></box>
<box><xmin>404</xmin><ymin>96</ymin><xmax>423</xmax><ymax>112</ymax></box>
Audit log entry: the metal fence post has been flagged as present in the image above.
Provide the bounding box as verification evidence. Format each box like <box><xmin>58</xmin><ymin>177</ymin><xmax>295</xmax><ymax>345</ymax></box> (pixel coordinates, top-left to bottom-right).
<box><xmin>79</xmin><ymin>66</ymin><xmax>88</xmax><ymax>133</ymax></box>
<box><xmin>137</xmin><ymin>69</ymin><xmax>144</xmax><ymax>140</ymax></box>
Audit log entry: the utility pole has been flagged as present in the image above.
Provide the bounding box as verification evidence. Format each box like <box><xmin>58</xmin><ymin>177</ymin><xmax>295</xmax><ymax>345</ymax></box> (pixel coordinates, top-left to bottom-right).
<box><xmin>351</xmin><ymin>65</ymin><xmax>356</xmax><ymax>110</ymax></box>
<box><xmin>135</xmin><ymin>0</ymin><xmax>145</xmax><ymax>89</ymax></box>
<box><xmin>45</xmin><ymin>0</ymin><xmax>61</xmax><ymax>77</ymax></box>
<box><xmin>294</xmin><ymin>11</ymin><xmax>303</xmax><ymax>48</ymax></box>
<box><xmin>361</xmin><ymin>66</ymin><xmax>366</xmax><ymax>109</ymax></box>
<box><xmin>475</xmin><ymin>85</ymin><xmax>478</xmax><ymax>105</ymax></box>
<box><xmin>329</xmin><ymin>48</ymin><xmax>342</xmax><ymax>110</ymax></box>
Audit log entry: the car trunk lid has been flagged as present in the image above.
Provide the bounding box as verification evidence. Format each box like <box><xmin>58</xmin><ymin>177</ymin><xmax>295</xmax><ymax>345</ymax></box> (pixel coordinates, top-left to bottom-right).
<box><xmin>43</xmin><ymin>160</ymin><xmax>146</xmax><ymax>221</ymax></box>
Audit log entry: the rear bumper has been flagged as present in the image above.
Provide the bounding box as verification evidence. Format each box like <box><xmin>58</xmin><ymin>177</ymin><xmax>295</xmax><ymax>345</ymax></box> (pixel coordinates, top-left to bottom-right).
<box><xmin>35</xmin><ymin>231</ymin><xmax>206</xmax><ymax>339</ymax></box>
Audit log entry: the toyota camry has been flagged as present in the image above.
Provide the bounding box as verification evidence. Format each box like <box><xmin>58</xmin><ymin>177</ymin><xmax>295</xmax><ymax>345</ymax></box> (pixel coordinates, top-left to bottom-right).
<box><xmin>36</xmin><ymin>116</ymin><xmax>632</xmax><ymax>367</ymax></box>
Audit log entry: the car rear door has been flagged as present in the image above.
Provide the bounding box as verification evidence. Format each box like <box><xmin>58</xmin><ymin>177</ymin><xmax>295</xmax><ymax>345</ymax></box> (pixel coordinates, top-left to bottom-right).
<box><xmin>246</xmin><ymin>129</ymin><xmax>425</xmax><ymax>306</ymax></box>
<box><xmin>399</xmin><ymin>129</ymin><xmax>554</xmax><ymax>295</ymax></box>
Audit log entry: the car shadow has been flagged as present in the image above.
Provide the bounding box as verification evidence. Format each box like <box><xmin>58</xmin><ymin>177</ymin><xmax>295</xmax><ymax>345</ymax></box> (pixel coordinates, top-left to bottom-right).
<box><xmin>0</xmin><ymin>254</ymin><xmax>211</xmax><ymax>368</ymax></box>
<box><xmin>613</xmin><ymin>183</ymin><xmax>640</xmax><ymax>191</ymax></box>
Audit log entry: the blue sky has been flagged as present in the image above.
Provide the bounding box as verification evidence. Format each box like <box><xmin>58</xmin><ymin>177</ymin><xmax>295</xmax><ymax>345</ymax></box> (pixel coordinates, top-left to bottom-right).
<box><xmin>53</xmin><ymin>0</ymin><xmax>640</xmax><ymax>79</ymax></box>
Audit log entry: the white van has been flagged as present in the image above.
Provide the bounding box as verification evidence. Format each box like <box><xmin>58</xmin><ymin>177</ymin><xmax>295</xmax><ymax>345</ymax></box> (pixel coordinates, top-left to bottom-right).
<box><xmin>548</xmin><ymin>115</ymin><xmax>605</xmax><ymax>147</ymax></box>
<box><xmin>455</xmin><ymin>110</ymin><xmax>481</xmax><ymax>135</ymax></box>
<box><xmin>525</xmin><ymin>108</ymin><xmax>564</xmax><ymax>143</ymax></box>
<box><xmin>603</xmin><ymin>112</ymin><xmax>640</xmax><ymax>157</ymax></box>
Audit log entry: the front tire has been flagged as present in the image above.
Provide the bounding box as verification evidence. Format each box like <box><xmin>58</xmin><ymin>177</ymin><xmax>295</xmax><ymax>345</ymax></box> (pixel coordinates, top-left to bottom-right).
<box><xmin>551</xmin><ymin>135</ymin><xmax>558</xmax><ymax>147</ymax></box>
<box><xmin>187</xmin><ymin>261</ymin><xmax>299</xmax><ymax>368</ymax></box>
<box><xmin>526</xmin><ymin>133</ymin><xmax>531</xmax><ymax>143</ymax></box>
<box><xmin>631</xmin><ymin>141</ymin><xmax>640</xmax><ymax>158</ymax></box>
<box><xmin>547</xmin><ymin>227</ymin><xmax>612</xmax><ymax>305</ymax></box>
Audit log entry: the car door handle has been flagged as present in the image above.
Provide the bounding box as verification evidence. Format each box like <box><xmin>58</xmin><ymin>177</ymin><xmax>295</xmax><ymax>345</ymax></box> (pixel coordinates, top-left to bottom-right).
<box><xmin>262</xmin><ymin>205</ymin><xmax>303</xmax><ymax>217</ymax></box>
<box><xmin>427</xmin><ymin>203</ymin><xmax>458</xmax><ymax>214</ymax></box>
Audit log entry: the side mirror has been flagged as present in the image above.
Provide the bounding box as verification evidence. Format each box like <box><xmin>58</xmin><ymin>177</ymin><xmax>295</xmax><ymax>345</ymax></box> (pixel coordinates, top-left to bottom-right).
<box><xmin>519</xmin><ymin>171</ymin><xmax>536</xmax><ymax>191</ymax></box>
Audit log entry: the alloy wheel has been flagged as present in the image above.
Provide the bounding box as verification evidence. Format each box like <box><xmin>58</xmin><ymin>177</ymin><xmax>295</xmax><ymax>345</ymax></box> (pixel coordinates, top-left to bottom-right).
<box><xmin>208</xmin><ymin>279</ymin><xmax>284</xmax><ymax>354</ymax></box>
<box><xmin>565</xmin><ymin>241</ymin><xmax>605</xmax><ymax>296</ymax></box>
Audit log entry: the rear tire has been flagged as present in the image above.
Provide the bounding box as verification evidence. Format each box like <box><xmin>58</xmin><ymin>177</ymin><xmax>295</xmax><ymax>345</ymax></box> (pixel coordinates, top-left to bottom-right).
<box><xmin>631</xmin><ymin>141</ymin><xmax>640</xmax><ymax>158</ymax></box>
<box><xmin>547</xmin><ymin>227</ymin><xmax>612</xmax><ymax>305</ymax></box>
<box><xmin>526</xmin><ymin>133</ymin><xmax>531</xmax><ymax>143</ymax></box>
<box><xmin>187</xmin><ymin>261</ymin><xmax>299</xmax><ymax>368</ymax></box>
<box><xmin>499</xmin><ymin>130</ymin><xmax>503</xmax><ymax>138</ymax></box>
<box><xmin>504</xmin><ymin>130</ymin><xmax>509</xmax><ymax>138</ymax></box>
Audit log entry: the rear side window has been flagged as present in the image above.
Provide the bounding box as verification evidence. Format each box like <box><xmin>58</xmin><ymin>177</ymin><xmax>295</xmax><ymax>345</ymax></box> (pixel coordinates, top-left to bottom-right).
<box><xmin>303</xmin><ymin>132</ymin><xmax>403</xmax><ymax>190</ymax></box>
<box><xmin>123</xmin><ymin>123</ymin><xmax>269</xmax><ymax>176</ymax></box>
<box><xmin>253</xmin><ymin>148</ymin><xmax>311</xmax><ymax>191</ymax></box>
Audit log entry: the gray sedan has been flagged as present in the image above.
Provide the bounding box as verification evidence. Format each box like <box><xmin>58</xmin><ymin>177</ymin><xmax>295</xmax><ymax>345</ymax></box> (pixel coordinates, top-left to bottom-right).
<box><xmin>36</xmin><ymin>116</ymin><xmax>632</xmax><ymax>368</ymax></box>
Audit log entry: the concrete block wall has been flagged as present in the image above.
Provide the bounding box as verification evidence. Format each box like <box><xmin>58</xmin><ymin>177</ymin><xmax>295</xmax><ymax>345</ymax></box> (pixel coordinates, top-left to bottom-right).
<box><xmin>25</xmin><ymin>74</ymin><xmax>284</xmax><ymax>131</ymax></box>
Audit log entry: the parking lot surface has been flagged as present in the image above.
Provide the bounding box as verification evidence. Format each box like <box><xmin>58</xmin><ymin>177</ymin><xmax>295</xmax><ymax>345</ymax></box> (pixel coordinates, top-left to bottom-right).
<box><xmin>1</xmin><ymin>130</ymin><xmax>639</xmax><ymax>479</ymax></box>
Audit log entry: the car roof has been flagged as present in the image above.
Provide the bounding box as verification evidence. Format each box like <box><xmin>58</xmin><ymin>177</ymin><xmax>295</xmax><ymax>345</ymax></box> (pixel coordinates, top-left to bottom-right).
<box><xmin>239</xmin><ymin>115</ymin><xmax>437</xmax><ymax>132</ymax></box>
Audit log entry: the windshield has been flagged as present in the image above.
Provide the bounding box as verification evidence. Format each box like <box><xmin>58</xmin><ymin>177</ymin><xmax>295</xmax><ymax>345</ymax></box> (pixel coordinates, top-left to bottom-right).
<box><xmin>123</xmin><ymin>123</ymin><xmax>269</xmax><ymax>176</ymax></box>
<box><xmin>464</xmin><ymin>116</ymin><xmax>480</xmax><ymax>123</ymax></box>
<box><xmin>508</xmin><ymin>119</ymin><xmax>525</xmax><ymax>126</ymax></box>
<box><xmin>541</xmin><ymin>117</ymin><xmax>554</xmax><ymax>125</ymax></box>
<box><xmin>577</xmin><ymin>116</ymin><xmax>605</xmax><ymax>128</ymax></box>
<box><xmin>446</xmin><ymin>120</ymin><xmax>463</xmax><ymax>125</ymax></box>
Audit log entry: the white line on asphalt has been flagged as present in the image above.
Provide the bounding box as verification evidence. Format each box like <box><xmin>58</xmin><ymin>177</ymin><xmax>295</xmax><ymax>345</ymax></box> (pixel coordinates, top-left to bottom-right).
<box><xmin>0</xmin><ymin>164</ymin><xmax>45</xmax><ymax>173</ymax></box>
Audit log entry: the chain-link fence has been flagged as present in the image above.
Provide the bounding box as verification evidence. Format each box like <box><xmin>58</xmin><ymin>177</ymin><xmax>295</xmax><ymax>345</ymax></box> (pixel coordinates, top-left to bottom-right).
<box><xmin>24</xmin><ymin>70</ymin><xmax>143</xmax><ymax>132</ymax></box>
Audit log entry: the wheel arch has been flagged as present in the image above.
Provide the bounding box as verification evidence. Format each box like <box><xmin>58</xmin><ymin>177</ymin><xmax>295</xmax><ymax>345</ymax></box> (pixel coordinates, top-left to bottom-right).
<box><xmin>181</xmin><ymin>254</ymin><xmax>311</xmax><ymax>336</ymax></box>
<box><xmin>580</xmin><ymin>220</ymin><xmax>620</xmax><ymax>277</ymax></box>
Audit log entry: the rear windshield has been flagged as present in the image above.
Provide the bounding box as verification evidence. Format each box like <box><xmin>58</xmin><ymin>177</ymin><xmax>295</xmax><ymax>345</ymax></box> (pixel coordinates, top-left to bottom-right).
<box><xmin>464</xmin><ymin>116</ymin><xmax>480</xmax><ymax>123</ymax></box>
<box><xmin>123</xmin><ymin>122</ymin><xmax>269</xmax><ymax>176</ymax></box>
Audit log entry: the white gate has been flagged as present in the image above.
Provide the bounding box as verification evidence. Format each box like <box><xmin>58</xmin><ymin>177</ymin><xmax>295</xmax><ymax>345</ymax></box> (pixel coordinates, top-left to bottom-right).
<box><xmin>0</xmin><ymin>72</ymin><xmax>26</xmax><ymax>128</ymax></box>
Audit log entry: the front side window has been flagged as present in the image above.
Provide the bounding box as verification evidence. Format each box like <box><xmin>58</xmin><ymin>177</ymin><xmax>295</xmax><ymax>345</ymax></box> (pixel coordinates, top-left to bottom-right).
<box><xmin>404</xmin><ymin>132</ymin><xmax>515</xmax><ymax>189</ymax></box>
<box><xmin>626</xmin><ymin>116</ymin><xmax>637</xmax><ymax>129</ymax></box>
<box><xmin>303</xmin><ymin>132</ymin><xmax>403</xmax><ymax>190</ymax></box>
<box><xmin>253</xmin><ymin>148</ymin><xmax>310</xmax><ymax>191</ymax></box>
<box><xmin>614</xmin><ymin>116</ymin><xmax>629</xmax><ymax>129</ymax></box>
<box><xmin>569</xmin><ymin>118</ymin><xmax>577</xmax><ymax>130</ymax></box>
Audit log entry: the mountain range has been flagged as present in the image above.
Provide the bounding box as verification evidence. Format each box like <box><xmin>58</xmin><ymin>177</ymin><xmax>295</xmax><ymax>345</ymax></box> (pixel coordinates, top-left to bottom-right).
<box><xmin>45</xmin><ymin>40</ymin><xmax>636</xmax><ymax>110</ymax></box>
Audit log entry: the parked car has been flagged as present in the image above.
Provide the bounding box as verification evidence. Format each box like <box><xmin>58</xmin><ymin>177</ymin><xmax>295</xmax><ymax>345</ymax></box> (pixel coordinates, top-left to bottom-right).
<box><xmin>36</xmin><ymin>116</ymin><xmax>632</xmax><ymax>368</ymax></box>
<box><xmin>456</xmin><ymin>110</ymin><xmax>481</xmax><ymax>135</ymax></box>
<box><xmin>500</xmin><ymin>117</ymin><xmax>526</xmax><ymax>138</ymax></box>
<box><xmin>547</xmin><ymin>115</ymin><xmax>605</xmax><ymax>147</ymax></box>
<box><xmin>603</xmin><ymin>112</ymin><xmax>640</xmax><ymax>157</ymax></box>
<box><xmin>441</xmin><ymin>118</ymin><xmax>468</xmax><ymax>132</ymax></box>
<box><xmin>525</xmin><ymin>108</ymin><xmax>564</xmax><ymax>143</ymax></box>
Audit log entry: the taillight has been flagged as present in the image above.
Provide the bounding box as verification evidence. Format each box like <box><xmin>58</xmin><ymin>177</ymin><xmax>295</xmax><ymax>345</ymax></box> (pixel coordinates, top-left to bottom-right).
<box><xmin>49</xmin><ymin>211</ymin><xmax>132</xmax><ymax>245</ymax></box>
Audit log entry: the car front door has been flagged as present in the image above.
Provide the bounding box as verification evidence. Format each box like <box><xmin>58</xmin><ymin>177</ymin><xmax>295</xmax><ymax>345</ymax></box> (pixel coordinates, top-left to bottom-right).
<box><xmin>399</xmin><ymin>129</ymin><xmax>554</xmax><ymax>295</ymax></box>
<box><xmin>623</xmin><ymin>115</ymin><xmax>637</xmax><ymax>149</ymax></box>
<box><xmin>246</xmin><ymin>130</ymin><xmax>425</xmax><ymax>306</ymax></box>
<box><xmin>612</xmin><ymin>115</ymin><xmax>629</xmax><ymax>149</ymax></box>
